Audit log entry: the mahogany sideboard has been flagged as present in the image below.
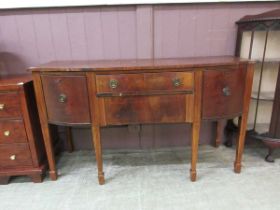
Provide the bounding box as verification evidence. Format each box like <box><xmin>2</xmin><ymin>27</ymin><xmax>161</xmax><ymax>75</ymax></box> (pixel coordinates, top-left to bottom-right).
<box><xmin>30</xmin><ymin>56</ymin><xmax>254</xmax><ymax>185</ymax></box>
<box><xmin>0</xmin><ymin>75</ymin><xmax>46</xmax><ymax>184</ymax></box>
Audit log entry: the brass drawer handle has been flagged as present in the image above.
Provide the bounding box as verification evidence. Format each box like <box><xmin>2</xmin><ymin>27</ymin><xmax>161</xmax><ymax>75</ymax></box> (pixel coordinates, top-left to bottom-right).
<box><xmin>222</xmin><ymin>86</ymin><xmax>231</xmax><ymax>96</ymax></box>
<box><xmin>0</xmin><ymin>104</ymin><xmax>5</xmax><ymax>110</ymax></box>
<box><xmin>58</xmin><ymin>94</ymin><xmax>67</xmax><ymax>103</ymax></box>
<box><xmin>173</xmin><ymin>78</ymin><xmax>182</xmax><ymax>87</ymax></box>
<box><xmin>109</xmin><ymin>79</ymin><xmax>119</xmax><ymax>89</ymax></box>
<box><xmin>10</xmin><ymin>155</ymin><xmax>16</xmax><ymax>160</ymax></box>
<box><xmin>4</xmin><ymin>131</ymin><xmax>10</xmax><ymax>137</ymax></box>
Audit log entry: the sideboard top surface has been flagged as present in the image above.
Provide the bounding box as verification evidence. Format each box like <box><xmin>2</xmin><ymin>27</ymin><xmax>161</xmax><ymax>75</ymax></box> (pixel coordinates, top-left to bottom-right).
<box><xmin>30</xmin><ymin>56</ymin><xmax>252</xmax><ymax>72</ymax></box>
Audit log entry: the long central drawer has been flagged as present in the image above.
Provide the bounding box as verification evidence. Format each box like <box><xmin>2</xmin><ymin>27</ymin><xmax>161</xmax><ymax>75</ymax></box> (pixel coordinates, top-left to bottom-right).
<box><xmin>96</xmin><ymin>71</ymin><xmax>194</xmax><ymax>95</ymax></box>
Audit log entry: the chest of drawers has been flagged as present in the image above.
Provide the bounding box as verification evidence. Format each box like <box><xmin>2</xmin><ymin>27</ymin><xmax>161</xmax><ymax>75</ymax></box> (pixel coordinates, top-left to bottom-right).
<box><xmin>31</xmin><ymin>56</ymin><xmax>254</xmax><ymax>184</ymax></box>
<box><xmin>0</xmin><ymin>75</ymin><xmax>46</xmax><ymax>184</ymax></box>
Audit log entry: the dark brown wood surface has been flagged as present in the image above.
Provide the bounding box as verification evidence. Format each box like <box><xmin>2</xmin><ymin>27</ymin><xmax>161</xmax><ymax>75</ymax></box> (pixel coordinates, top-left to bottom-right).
<box><xmin>0</xmin><ymin>144</ymin><xmax>33</xmax><ymax>167</ymax></box>
<box><xmin>0</xmin><ymin>120</ymin><xmax>27</xmax><ymax>144</ymax></box>
<box><xmin>41</xmin><ymin>74</ymin><xmax>91</xmax><ymax>124</ymax></box>
<box><xmin>31</xmin><ymin>56</ymin><xmax>253</xmax><ymax>184</ymax></box>
<box><xmin>0</xmin><ymin>92</ymin><xmax>22</xmax><ymax>118</ymax></box>
<box><xmin>202</xmin><ymin>65</ymin><xmax>246</xmax><ymax>119</ymax></box>
<box><xmin>104</xmin><ymin>95</ymin><xmax>188</xmax><ymax>125</ymax></box>
<box><xmin>96</xmin><ymin>72</ymin><xmax>193</xmax><ymax>95</ymax></box>
<box><xmin>30</xmin><ymin>56</ymin><xmax>250</xmax><ymax>72</ymax></box>
<box><xmin>0</xmin><ymin>75</ymin><xmax>46</xmax><ymax>184</ymax></box>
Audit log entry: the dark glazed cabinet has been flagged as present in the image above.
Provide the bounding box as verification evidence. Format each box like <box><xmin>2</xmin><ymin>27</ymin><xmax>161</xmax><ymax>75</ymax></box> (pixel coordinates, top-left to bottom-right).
<box><xmin>0</xmin><ymin>75</ymin><xmax>46</xmax><ymax>184</ymax></box>
<box><xmin>232</xmin><ymin>9</ymin><xmax>280</xmax><ymax>161</ymax></box>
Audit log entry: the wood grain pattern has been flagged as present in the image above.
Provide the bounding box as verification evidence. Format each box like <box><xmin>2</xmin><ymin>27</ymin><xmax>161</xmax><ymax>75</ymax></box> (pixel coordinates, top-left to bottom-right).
<box><xmin>96</xmin><ymin>71</ymin><xmax>193</xmax><ymax>95</ymax></box>
<box><xmin>0</xmin><ymin>144</ymin><xmax>32</xmax><ymax>168</ymax></box>
<box><xmin>32</xmin><ymin>57</ymin><xmax>254</xmax><ymax>184</ymax></box>
<box><xmin>190</xmin><ymin>70</ymin><xmax>203</xmax><ymax>182</ymax></box>
<box><xmin>234</xmin><ymin>63</ymin><xmax>254</xmax><ymax>173</ymax></box>
<box><xmin>103</xmin><ymin>95</ymin><xmax>189</xmax><ymax>125</ymax></box>
<box><xmin>30</xmin><ymin>56</ymin><xmax>249</xmax><ymax>72</ymax></box>
<box><xmin>0</xmin><ymin>120</ymin><xmax>27</xmax><ymax>144</ymax></box>
<box><xmin>202</xmin><ymin>65</ymin><xmax>247</xmax><ymax>119</ymax></box>
<box><xmin>41</xmin><ymin>74</ymin><xmax>91</xmax><ymax>124</ymax></box>
<box><xmin>0</xmin><ymin>92</ymin><xmax>22</xmax><ymax>118</ymax></box>
<box><xmin>0</xmin><ymin>76</ymin><xmax>46</xmax><ymax>184</ymax></box>
<box><xmin>32</xmin><ymin>73</ymin><xmax>57</xmax><ymax>180</ymax></box>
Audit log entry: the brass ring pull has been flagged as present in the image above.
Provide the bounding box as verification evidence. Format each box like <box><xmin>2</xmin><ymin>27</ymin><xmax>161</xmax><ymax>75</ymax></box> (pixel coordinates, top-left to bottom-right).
<box><xmin>58</xmin><ymin>94</ymin><xmax>67</xmax><ymax>103</ymax></box>
<box><xmin>10</xmin><ymin>155</ymin><xmax>16</xmax><ymax>160</ymax></box>
<box><xmin>4</xmin><ymin>131</ymin><xmax>10</xmax><ymax>137</ymax></box>
<box><xmin>0</xmin><ymin>104</ymin><xmax>5</xmax><ymax>110</ymax></box>
<box><xmin>173</xmin><ymin>78</ymin><xmax>182</xmax><ymax>87</ymax></box>
<box><xmin>222</xmin><ymin>86</ymin><xmax>231</xmax><ymax>96</ymax></box>
<box><xmin>109</xmin><ymin>79</ymin><xmax>119</xmax><ymax>89</ymax></box>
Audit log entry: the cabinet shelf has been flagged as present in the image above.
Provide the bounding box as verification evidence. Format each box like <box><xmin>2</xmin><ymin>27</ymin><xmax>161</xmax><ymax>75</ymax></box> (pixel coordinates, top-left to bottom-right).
<box><xmin>251</xmin><ymin>91</ymin><xmax>275</xmax><ymax>101</ymax></box>
<box><xmin>247</xmin><ymin>123</ymin><xmax>270</xmax><ymax>134</ymax></box>
<box><xmin>254</xmin><ymin>59</ymin><xmax>280</xmax><ymax>64</ymax></box>
<box><xmin>235</xmin><ymin>9</ymin><xmax>280</xmax><ymax>162</ymax></box>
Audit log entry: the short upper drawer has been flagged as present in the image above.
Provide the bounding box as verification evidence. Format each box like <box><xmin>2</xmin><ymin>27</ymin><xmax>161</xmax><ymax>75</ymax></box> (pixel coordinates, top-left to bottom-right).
<box><xmin>0</xmin><ymin>92</ymin><xmax>21</xmax><ymax>118</ymax></box>
<box><xmin>144</xmin><ymin>72</ymin><xmax>194</xmax><ymax>92</ymax></box>
<box><xmin>0</xmin><ymin>120</ymin><xmax>27</xmax><ymax>144</ymax></box>
<box><xmin>96</xmin><ymin>74</ymin><xmax>144</xmax><ymax>94</ymax></box>
<box><xmin>96</xmin><ymin>72</ymin><xmax>193</xmax><ymax>95</ymax></box>
<box><xmin>41</xmin><ymin>75</ymin><xmax>91</xmax><ymax>124</ymax></box>
<box><xmin>0</xmin><ymin>144</ymin><xmax>33</xmax><ymax>168</ymax></box>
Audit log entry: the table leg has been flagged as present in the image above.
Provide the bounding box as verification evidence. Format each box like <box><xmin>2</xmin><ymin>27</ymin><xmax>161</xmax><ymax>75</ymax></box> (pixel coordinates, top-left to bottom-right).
<box><xmin>234</xmin><ymin>63</ymin><xmax>254</xmax><ymax>173</ymax></box>
<box><xmin>234</xmin><ymin>116</ymin><xmax>247</xmax><ymax>173</ymax></box>
<box><xmin>215</xmin><ymin>120</ymin><xmax>223</xmax><ymax>147</ymax></box>
<box><xmin>190</xmin><ymin>122</ymin><xmax>200</xmax><ymax>182</ymax></box>
<box><xmin>42</xmin><ymin>124</ymin><xmax>57</xmax><ymax>180</ymax></box>
<box><xmin>92</xmin><ymin>126</ymin><xmax>105</xmax><ymax>185</ymax></box>
<box><xmin>66</xmin><ymin>127</ymin><xmax>74</xmax><ymax>153</ymax></box>
<box><xmin>33</xmin><ymin>73</ymin><xmax>57</xmax><ymax>181</ymax></box>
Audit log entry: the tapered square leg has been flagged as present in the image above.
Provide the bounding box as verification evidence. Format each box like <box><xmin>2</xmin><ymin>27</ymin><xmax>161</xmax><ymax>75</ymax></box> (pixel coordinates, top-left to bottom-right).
<box><xmin>0</xmin><ymin>176</ymin><xmax>10</xmax><ymax>185</ymax></box>
<box><xmin>190</xmin><ymin>122</ymin><xmax>200</xmax><ymax>182</ymax></box>
<box><xmin>234</xmin><ymin>63</ymin><xmax>254</xmax><ymax>174</ymax></box>
<box><xmin>215</xmin><ymin>120</ymin><xmax>223</xmax><ymax>147</ymax></box>
<box><xmin>92</xmin><ymin>126</ymin><xmax>105</xmax><ymax>185</ymax></box>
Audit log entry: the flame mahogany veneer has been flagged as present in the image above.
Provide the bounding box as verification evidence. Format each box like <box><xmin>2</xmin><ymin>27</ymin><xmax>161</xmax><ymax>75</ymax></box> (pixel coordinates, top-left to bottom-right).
<box><xmin>31</xmin><ymin>56</ymin><xmax>254</xmax><ymax>184</ymax></box>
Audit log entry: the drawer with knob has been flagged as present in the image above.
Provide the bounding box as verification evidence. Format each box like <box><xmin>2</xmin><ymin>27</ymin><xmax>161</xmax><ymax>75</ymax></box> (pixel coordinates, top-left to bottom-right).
<box><xmin>202</xmin><ymin>66</ymin><xmax>247</xmax><ymax>119</ymax></box>
<box><xmin>96</xmin><ymin>71</ymin><xmax>194</xmax><ymax>96</ymax></box>
<box><xmin>0</xmin><ymin>92</ymin><xmax>21</xmax><ymax>118</ymax></box>
<box><xmin>0</xmin><ymin>120</ymin><xmax>27</xmax><ymax>144</ymax></box>
<box><xmin>0</xmin><ymin>144</ymin><xmax>33</xmax><ymax>168</ymax></box>
<box><xmin>41</xmin><ymin>74</ymin><xmax>90</xmax><ymax>124</ymax></box>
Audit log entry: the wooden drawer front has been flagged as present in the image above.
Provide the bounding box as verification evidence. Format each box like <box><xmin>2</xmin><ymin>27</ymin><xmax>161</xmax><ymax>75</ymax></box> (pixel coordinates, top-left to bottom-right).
<box><xmin>144</xmin><ymin>72</ymin><xmax>193</xmax><ymax>92</ymax></box>
<box><xmin>96</xmin><ymin>72</ymin><xmax>193</xmax><ymax>95</ymax></box>
<box><xmin>0</xmin><ymin>144</ymin><xmax>32</xmax><ymax>167</ymax></box>
<box><xmin>103</xmin><ymin>95</ymin><xmax>193</xmax><ymax>125</ymax></box>
<box><xmin>41</xmin><ymin>75</ymin><xmax>90</xmax><ymax>124</ymax></box>
<box><xmin>0</xmin><ymin>120</ymin><xmax>27</xmax><ymax>144</ymax></box>
<box><xmin>202</xmin><ymin>67</ymin><xmax>246</xmax><ymax>119</ymax></box>
<box><xmin>0</xmin><ymin>92</ymin><xmax>21</xmax><ymax>118</ymax></box>
<box><xmin>96</xmin><ymin>74</ymin><xmax>144</xmax><ymax>94</ymax></box>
